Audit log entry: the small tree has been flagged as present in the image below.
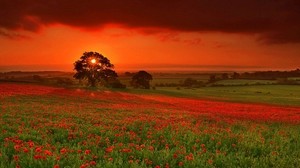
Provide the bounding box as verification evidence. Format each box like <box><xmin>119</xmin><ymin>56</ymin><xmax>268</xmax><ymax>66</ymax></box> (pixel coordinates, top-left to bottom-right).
<box><xmin>131</xmin><ymin>71</ymin><xmax>153</xmax><ymax>89</ymax></box>
<box><xmin>73</xmin><ymin>51</ymin><xmax>117</xmax><ymax>87</ymax></box>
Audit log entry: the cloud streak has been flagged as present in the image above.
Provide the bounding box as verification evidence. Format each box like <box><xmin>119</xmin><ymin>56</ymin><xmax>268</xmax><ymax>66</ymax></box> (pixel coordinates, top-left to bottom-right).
<box><xmin>0</xmin><ymin>29</ymin><xmax>29</xmax><ymax>39</ymax></box>
<box><xmin>1</xmin><ymin>0</ymin><xmax>300</xmax><ymax>43</ymax></box>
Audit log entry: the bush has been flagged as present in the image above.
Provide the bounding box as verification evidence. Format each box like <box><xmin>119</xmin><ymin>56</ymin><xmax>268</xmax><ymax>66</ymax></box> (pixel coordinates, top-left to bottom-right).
<box><xmin>182</xmin><ymin>78</ymin><xmax>205</xmax><ymax>88</ymax></box>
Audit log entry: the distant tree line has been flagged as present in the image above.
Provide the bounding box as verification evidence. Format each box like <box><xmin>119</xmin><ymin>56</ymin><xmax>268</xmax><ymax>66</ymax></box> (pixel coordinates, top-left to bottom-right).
<box><xmin>207</xmin><ymin>69</ymin><xmax>300</xmax><ymax>82</ymax></box>
<box><xmin>153</xmin><ymin>69</ymin><xmax>300</xmax><ymax>89</ymax></box>
<box><xmin>230</xmin><ymin>69</ymin><xmax>300</xmax><ymax>80</ymax></box>
<box><xmin>154</xmin><ymin>78</ymin><xmax>205</xmax><ymax>88</ymax></box>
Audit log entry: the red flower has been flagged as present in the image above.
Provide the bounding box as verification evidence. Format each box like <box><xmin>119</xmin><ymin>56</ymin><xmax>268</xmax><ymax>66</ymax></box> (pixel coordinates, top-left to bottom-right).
<box><xmin>14</xmin><ymin>145</ymin><xmax>21</xmax><ymax>151</ymax></box>
<box><xmin>44</xmin><ymin>150</ymin><xmax>52</xmax><ymax>156</ymax></box>
<box><xmin>178</xmin><ymin>162</ymin><xmax>184</xmax><ymax>166</ymax></box>
<box><xmin>165</xmin><ymin>144</ymin><xmax>169</xmax><ymax>150</ymax></box>
<box><xmin>23</xmin><ymin>147</ymin><xmax>29</xmax><ymax>153</ymax></box>
<box><xmin>185</xmin><ymin>153</ymin><xmax>194</xmax><ymax>161</ymax></box>
<box><xmin>35</xmin><ymin>147</ymin><xmax>42</xmax><ymax>153</ymax></box>
<box><xmin>148</xmin><ymin>146</ymin><xmax>154</xmax><ymax>151</ymax></box>
<box><xmin>90</xmin><ymin>161</ymin><xmax>96</xmax><ymax>166</ymax></box>
<box><xmin>80</xmin><ymin>163</ymin><xmax>89</xmax><ymax>168</ymax></box>
<box><xmin>208</xmin><ymin>159</ymin><xmax>213</xmax><ymax>165</ymax></box>
<box><xmin>85</xmin><ymin>150</ymin><xmax>91</xmax><ymax>155</ymax></box>
<box><xmin>13</xmin><ymin>155</ymin><xmax>19</xmax><ymax>162</ymax></box>
<box><xmin>105</xmin><ymin>146</ymin><xmax>114</xmax><ymax>153</ymax></box>
<box><xmin>121</xmin><ymin>148</ymin><xmax>132</xmax><ymax>153</ymax></box>
<box><xmin>28</xmin><ymin>141</ymin><xmax>34</xmax><ymax>148</ymax></box>
<box><xmin>34</xmin><ymin>155</ymin><xmax>43</xmax><ymax>160</ymax></box>
<box><xmin>60</xmin><ymin>148</ymin><xmax>67</xmax><ymax>154</ymax></box>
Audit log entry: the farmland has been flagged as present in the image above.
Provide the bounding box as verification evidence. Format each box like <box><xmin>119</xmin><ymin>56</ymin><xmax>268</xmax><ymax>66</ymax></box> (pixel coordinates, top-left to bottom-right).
<box><xmin>0</xmin><ymin>83</ymin><xmax>300</xmax><ymax>168</ymax></box>
<box><xmin>133</xmin><ymin>85</ymin><xmax>300</xmax><ymax>106</ymax></box>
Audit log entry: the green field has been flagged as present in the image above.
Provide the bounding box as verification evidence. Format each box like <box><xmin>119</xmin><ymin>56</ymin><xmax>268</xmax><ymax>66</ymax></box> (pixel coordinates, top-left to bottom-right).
<box><xmin>127</xmin><ymin>85</ymin><xmax>300</xmax><ymax>106</ymax></box>
<box><xmin>1</xmin><ymin>72</ymin><xmax>300</xmax><ymax>167</ymax></box>
<box><xmin>0</xmin><ymin>83</ymin><xmax>300</xmax><ymax>168</ymax></box>
<box><xmin>213</xmin><ymin>79</ymin><xmax>276</xmax><ymax>86</ymax></box>
<box><xmin>1</xmin><ymin>70</ymin><xmax>300</xmax><ymax>106</ymax></box>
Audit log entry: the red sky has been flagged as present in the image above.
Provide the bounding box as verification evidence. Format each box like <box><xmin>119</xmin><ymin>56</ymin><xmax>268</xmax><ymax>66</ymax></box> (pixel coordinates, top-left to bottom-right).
<box><xmin>1</xmin><ymin>0</ymin><xmax>300</xmax><ymax>71</ymax></box>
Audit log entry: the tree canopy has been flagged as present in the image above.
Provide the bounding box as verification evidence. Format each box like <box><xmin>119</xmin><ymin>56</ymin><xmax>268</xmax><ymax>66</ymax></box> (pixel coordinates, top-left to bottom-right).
<box><xmin>73</xmin><ymin>52</ymin><xmax>118</xmax><ymax>87</ymax></box>
<box><xmin>131</xmin><ymin>70</ymin><xmax>153</xmax><ymax>89</ymax></box>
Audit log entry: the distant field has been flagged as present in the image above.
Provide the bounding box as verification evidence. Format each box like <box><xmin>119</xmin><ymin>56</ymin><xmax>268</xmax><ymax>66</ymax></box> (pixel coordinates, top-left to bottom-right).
<box><xmin>289</xmin><ymin>77</ymin><xmax>300</xmax><ymax>80</ymax></box>
<box><xmin>1</xmin><ymin>70</ymin><xmax>299</xmax><ymax>106</ymax></box>
<box><xmin>129</xmin><ymin>85</ymin><xmax>300</xmax><ymax>106</ymax></box>
<box><xmin>119</xmin><ymin>73</ymin><xmax>210</xmax><ymax>86</ymax></box>
<box><xmin>0</xmin><ymin>83</ymin><xmax>300</xmax><ymax>167</ymax></box>
<box><xmin>213</xmin><ymin>79</ymin><xmax>276</xmax><ymax>86</ymax></box>
<box><xmin>152</xmin><ymin>74</ymin><xmax>210</xmax><ymax>85</ymax></box>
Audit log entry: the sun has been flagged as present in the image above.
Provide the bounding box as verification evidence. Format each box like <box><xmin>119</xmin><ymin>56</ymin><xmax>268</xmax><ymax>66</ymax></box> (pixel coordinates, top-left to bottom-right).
<box><xmin>90</xmin><ymin>58</ymin><xmax>96</xmax><ymax>64</ymax></box>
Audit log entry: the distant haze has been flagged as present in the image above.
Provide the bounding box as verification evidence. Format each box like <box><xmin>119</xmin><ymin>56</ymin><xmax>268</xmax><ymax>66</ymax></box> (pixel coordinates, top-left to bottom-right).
<box><xmin>0</xmin><ymin>64</ymin><xmax>295</xmax><ymax>73</ymax></box>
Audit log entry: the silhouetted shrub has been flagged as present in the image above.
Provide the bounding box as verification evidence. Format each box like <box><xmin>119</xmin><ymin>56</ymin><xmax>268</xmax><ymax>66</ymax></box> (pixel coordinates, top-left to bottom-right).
<box><xmin>182</xmin><ymin>78</ymin><xmax>205</xmax><ymax>88</ymax></box>
<box><xmin>131</xmin><ymin>71</ymin><xmax>153</xmax><ymax>89</ymax></box>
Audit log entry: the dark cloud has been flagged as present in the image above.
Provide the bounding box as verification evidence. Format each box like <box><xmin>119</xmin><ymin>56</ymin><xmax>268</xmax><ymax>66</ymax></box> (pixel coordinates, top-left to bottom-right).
<box><xmin>1</xmin><ymin>0</ymin><xmax>300</xmax><ymax>43</ymax></box>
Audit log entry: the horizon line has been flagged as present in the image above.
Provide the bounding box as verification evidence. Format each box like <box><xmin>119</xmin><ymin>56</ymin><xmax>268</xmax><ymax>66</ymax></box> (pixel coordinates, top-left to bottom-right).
<box><xmin>0</xmin><ymin>64</ymin><xmax>298</xmax><ymax>73</ymax></box>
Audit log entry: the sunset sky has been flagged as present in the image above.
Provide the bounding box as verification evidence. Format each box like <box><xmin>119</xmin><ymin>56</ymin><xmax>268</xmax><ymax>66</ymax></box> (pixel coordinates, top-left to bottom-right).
<box><xmin>1</xmin><ymin>0</ymin><xmax>300</xmax><ymax>72</ymax></box>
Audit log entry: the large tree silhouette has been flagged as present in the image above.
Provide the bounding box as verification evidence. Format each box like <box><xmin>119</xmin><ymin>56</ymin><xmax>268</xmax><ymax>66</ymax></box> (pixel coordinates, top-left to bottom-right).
<box><xmin>131</xmin><ymin>70</ymin><xmax>153</xmax><ymax>89</ymax></box>
<box><xmin>73</xmin><ymin>52</ymin><xmax>117</xmax><ymax>87</ymax></box>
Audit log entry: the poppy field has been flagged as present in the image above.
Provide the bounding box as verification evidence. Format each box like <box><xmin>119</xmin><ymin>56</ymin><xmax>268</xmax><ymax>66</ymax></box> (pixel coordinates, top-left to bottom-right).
<box><xmin>0</xmin><ymin>83</ymin><xmax>300</xmax><ymax>168</ymax></box>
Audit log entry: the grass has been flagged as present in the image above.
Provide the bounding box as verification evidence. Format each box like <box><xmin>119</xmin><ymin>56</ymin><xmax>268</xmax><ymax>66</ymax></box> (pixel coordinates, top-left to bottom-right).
<box><xmin>0</xmin><ymin>83</ymin><xmax>300</xmax><ymax>167</ymax></box>
<box><xmin>126</xmin><ymin>85</ymin><xmax>300</xmax><ymax>106</ymax></box>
